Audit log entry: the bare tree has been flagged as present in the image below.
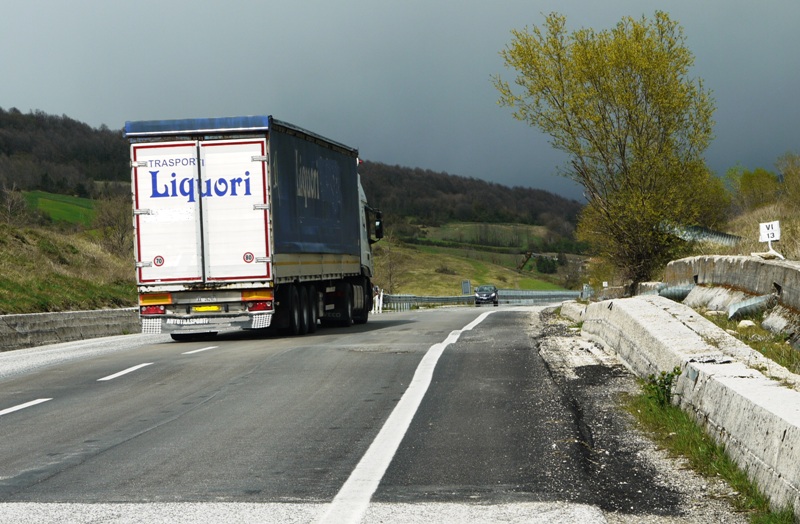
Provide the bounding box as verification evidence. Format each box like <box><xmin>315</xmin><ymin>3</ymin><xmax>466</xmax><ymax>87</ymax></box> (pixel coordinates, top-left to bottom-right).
<box><xmin>93</xmin><ymin>195</ymin><xmax>133</xmax><ymax>255</ymax></box>
<box><xmin>373</xmin><ymin>232</ymin><xmax>406</xmax><ymax>293</ymax></box>
<box><xmin>0</xmin><ymin>182</ymin><xmax>29</xmax><ymax>226</ymax></box>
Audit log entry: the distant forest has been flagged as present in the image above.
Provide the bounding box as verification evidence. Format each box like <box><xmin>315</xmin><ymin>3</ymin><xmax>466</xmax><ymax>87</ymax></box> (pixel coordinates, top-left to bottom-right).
<box><xmin>0</xmin><ymin>107</ymin><xmax>583</xmax><ymax>233</ymax></box>
<box><xmin>0</xmin><ymin>107</ymin><xmax>128</xmax><ymax>197</ymax></box>
<box><xmin>359</xmin><ymin>161</ymin><xmax>582</xmax><ymax>233</ymax></box>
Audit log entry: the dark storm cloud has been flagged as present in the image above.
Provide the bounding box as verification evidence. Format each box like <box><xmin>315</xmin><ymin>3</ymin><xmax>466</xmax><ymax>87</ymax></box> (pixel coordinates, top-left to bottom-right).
<box><xmin>1</xmin><ymin>0</ymin><xmax>798</xmax><ymax>200</ymax></box>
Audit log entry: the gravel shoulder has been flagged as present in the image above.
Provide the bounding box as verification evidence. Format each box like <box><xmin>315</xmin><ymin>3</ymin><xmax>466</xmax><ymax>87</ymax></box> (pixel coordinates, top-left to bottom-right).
<box><xmin>533</xmin><ymin>308</ymin><xmax>748</xmax><ymax>524</ymax></box>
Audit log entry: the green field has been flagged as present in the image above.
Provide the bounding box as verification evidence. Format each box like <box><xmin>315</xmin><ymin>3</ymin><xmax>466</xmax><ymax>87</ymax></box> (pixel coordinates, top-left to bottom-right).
<box><xmin>423</xmin><ymin>222</ymin><xmax>549</xmax><ymax>249</ymax></box>
<box><xmin>23</xmin><ymin>191</ymin><xmax>96</xmax><ymax>226</ymax></box>
<box><xmin>371</xmin><ymin>232</ymin><xmax>576</xmax><ymax>296</ymax></box>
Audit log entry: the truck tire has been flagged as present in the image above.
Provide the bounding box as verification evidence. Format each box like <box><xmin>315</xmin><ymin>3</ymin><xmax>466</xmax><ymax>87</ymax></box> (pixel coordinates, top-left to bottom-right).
<box><xmin>306</xmin><ymin>285</ymin><xmax>318</xmax><ymax>333</ymax></box>
<box><xmin>353</xmin><ymin>278</ymin><xmax>370</xmax><ymax>325</ymax></box>
<box><xmin>298</xmin><ymin>285</ymin><xmax>310</xmax><ymax>335</ymax></box>
<box><xmin>283</xmin><ymin>285</ymin><xmax>302</xmax><ymax>336</ymax></box>
<box><xmin>340</xmin><ymin>282</ymin><xmax>354</xmax><ymax>327</ymax></box>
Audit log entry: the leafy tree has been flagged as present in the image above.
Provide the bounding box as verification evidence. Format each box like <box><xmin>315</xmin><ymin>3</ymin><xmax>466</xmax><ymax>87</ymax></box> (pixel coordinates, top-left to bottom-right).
<box><xmin>776</xmin><ymin>152</ymin><xmax>800</xmax><ymax>202</ymax></box>
<box><xmin>536</xmin><ymin>255</ymin><xmax>557</xmax><ymax>274</ymax></box>
<box><xmin>494</xmin><ymin>11</ymin><xmax>719</xmax><ymax>286</ymax></box>
<box><xmin>739</xmin><ymin>168</ymin><xmax>780</xmax><ymax>210</ymax></box>
<box><xmin>726</xmin><ymin>165</ymin><xmax>780</xmax><ymax>211</ymax></box>
<box><xmin>692</xmin><ymin>169</ymin><xmax>731</xmax><ymax>228</ymax></box>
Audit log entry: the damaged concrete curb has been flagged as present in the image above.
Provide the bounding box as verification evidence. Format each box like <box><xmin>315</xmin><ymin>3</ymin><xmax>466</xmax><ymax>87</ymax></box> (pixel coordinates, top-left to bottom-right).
<box><xmin>566</xmin><ymin>295</ymin><xmax>800</xmax><ymax>516</ymax></box>
<box><xmin>0</xmin><ymin>309</ymin><xmax>141</xmax><ymax>352</ymax></box>
<box><xmin>665</xmin><ymin>255</ymin><xmax>800</xmax><ymax>316</ymax></box>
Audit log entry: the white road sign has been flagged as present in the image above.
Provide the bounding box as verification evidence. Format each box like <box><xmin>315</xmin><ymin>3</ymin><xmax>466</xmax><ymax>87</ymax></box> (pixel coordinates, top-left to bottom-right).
<box><xmin>759</xmin><ymin>221</ymin><xmax>781</xmax><ymax>243</ymax></box>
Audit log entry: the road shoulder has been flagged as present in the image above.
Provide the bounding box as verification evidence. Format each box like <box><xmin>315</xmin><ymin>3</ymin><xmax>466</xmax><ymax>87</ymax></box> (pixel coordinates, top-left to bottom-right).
<box><xmin>534</xmin><ymin>308</ymin><xmax>747</xmax><ymax>524</ymax></box>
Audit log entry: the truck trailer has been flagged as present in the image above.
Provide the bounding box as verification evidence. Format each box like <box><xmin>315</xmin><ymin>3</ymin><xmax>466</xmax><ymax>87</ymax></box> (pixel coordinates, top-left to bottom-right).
<box><xmin>124</xmin><ymin>115</ymin><xmax>383</xmax><ymax>340</ymax></box>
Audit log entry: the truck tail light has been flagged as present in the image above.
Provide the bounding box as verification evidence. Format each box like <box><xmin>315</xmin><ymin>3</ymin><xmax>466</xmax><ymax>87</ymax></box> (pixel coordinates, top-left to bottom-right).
<box><xmin>139</xmin><ymin>293</ymin><xmax>172</xmax><ymax>306</ymax></box>
<box><xmin>243</xmin><ymin>289</ymin><xmax>273</xmax><ymax>311</ymax></box>
<box><xmin>141</xmin><ymin>305</ymin><xmax>166</xmax><ymax>315</ymax></box>
<box><xmin>242</xmin><ymin>289</ymin><xmax>273</xmax><ymax>301</ymax></box>
<box><xmin>247</xmin><ymin>301</ymin><xmax>273</xmax><ymax>312</ymax></box>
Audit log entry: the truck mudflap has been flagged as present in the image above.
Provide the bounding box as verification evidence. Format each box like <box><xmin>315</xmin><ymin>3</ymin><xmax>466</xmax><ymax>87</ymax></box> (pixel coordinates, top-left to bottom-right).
<box><xmin>141</xmin><ymin>313</ymin><xmax>272</xmax><ymax>335</ymax></box>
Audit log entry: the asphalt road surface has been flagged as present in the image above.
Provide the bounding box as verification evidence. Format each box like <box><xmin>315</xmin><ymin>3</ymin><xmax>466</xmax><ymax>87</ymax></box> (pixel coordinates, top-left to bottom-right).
<box><xmin>0</xmin><ymin>306</ymin><xmax>744</xmax><ymax>523</ymax></box>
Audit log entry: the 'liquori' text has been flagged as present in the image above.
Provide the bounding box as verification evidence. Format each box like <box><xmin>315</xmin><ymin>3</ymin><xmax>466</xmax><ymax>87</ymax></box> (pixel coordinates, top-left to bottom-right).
<box><xmin>149</xmin><ymin>171</ymin><xmax>252</xmax><ymax>202</ymax></box>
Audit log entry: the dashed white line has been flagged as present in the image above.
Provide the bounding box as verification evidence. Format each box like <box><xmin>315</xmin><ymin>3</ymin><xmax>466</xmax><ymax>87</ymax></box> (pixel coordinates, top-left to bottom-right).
<box><xmin>97</xmin><ymin>363</ymin><xmax>154</xmax><ymax>382</ymax></box>
<box><xmin>0</xmin><ymin>398</ymin><xmax>52</xmax><ymax>417</ymax></box>
<box><xmin>182</xmin><ymin>346</ymin><xmax>218</xmax><ymax>355</ymax></box>
<box><xmin>318</xmin><ymin>310</ymin><xmax>496</xmax><ymax>524</ymax></box>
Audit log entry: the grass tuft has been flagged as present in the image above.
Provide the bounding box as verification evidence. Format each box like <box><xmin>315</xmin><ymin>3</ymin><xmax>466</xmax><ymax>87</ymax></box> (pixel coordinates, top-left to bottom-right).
<box><xmin>625</xmin><ymin>388</ymin><xmax>795</xmax><ymax>523</ymax></box>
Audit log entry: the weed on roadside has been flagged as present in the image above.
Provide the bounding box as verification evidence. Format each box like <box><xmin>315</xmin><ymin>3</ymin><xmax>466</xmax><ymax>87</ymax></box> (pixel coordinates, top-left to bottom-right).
<box><xmin>625</xmin><ymin>388</ymin><xmax>795</xmax><ymax>523</ymax></box>
<box><xmin>643</xmin><ymin>366</ymin><xmax>681</xmax><ymax>408</ymax></box>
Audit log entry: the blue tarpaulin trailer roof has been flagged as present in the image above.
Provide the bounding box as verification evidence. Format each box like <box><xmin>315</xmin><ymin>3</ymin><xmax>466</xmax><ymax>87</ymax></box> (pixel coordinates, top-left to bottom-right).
<box><xmin>123</xmin><ymin>115</ymin><xmax>358</xmax><ymax>155</ymax></box>
<box><xmin>124</xmin><ymin>115</ymin><xmax>272</xmax><ymax>137</ymax></box>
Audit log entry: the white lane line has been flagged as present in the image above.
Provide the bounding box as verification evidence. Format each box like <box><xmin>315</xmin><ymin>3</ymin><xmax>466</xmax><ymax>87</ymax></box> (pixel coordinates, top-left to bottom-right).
<box><xmin>318</xmin><ymin>311</ymin><xmax>496</xmax><ymax>524</ymax></box>
<box><xmin>97</xmin><ymin>363</ymin><xmax>153</xmax><ymax>382</ymax></box>
<box><xmin>182</xmin><ymin>346</ymin><xmax>218</xmax><ymax>355</ymax></box>
<box><xmin>0</xmin><ymin>398</ymin><xmax>52</xmax><ymax>417</ymax></box>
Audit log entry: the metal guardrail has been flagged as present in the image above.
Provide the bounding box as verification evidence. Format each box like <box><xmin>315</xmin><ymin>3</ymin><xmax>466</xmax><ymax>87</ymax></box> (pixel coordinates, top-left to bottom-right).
<box><xmin>379</xmin><ymin>290</ymin><xmax>581</xmax><ymax>312</ymax></box>
<box><xmin>672</xmin><ymin>225</ymin><xmax>741</xmax><ymax>247</ymax></box>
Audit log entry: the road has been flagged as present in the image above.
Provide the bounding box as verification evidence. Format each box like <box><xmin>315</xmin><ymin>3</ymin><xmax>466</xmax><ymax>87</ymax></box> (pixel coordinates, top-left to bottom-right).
<box><xmin>0</xmin><ymin>306</ymin><xmax>743</xmax><ymax>523</ymax></box>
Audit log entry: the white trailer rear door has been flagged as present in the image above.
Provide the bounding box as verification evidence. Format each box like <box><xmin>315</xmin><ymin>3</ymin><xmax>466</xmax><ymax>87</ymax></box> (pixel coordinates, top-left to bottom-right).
<box><xmin>132</xmin><ymin>141</ymin><xmax>203</xmax><ymax>284</ymax></box>
<box><xmin>199</xmin><ymin>139</ymin><xmax>271</xmax><ymax>282</ymax></box>
<box><xmin>131</xmin><ymin>139</ymin><xmax>271</xmax><ymax>286</ymax></box>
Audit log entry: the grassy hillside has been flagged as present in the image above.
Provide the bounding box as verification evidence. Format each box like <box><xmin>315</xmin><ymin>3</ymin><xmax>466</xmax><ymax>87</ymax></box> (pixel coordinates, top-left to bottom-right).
<box><xmin>707</xmin><ymin>202</ymin><xmax>800</xmax><ymax>260</ymax></box>
<box><xmin>0</xmin><ymin>223</ymin><xmax>134</xmax><ymax>314</ymax></box>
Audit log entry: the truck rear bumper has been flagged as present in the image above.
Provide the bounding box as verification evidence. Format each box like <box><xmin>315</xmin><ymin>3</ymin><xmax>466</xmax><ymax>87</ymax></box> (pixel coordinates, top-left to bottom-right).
<box><xmin>141</xmin><ymin>313</ymin><xmax>273</xmax><ymax>335</ymax></box>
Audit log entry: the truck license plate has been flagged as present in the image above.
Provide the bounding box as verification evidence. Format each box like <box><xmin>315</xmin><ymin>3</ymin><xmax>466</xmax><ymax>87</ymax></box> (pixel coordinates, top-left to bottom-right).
<box><xmin>193</xmin><ymin>305</ymin><xmax>221</xmax><ymax>312</ymax></box>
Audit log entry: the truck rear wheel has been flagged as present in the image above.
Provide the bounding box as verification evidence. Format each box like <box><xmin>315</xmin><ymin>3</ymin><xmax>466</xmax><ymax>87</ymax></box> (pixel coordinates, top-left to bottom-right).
<box><xmin>282</xmin><ymin>285</ymin><xmax>302</xmax><ymax>336</ymax></box>
<box><xmin>340</xmin><ymin>282</ymin><xmax>354</xmax><ymax>327</ymax></box>
<box><xmin>353</xmin><ymin>278</ymin><xmax>370</xmax><ymax>325</ymax></box>
<box><xmin>298</xmin><ymin>285</ymin><xmax>310</xmax><ymax>335</ymax></box>
<box><xmin>306</xmin><ymin>285</ymin><xmax>318</xmax><ymax>333</ymax></box>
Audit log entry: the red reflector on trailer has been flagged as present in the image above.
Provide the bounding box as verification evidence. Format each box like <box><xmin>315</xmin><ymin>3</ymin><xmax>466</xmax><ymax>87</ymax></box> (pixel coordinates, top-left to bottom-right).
<box><xmin>140</xmin><ymin>305</ymin><xmax>166</xmax><ymax>315</ymax></box>
<box><xmin>247</xmin><ymin>301</ymin><xmax>273</xmax><ymax>312</ymax></box>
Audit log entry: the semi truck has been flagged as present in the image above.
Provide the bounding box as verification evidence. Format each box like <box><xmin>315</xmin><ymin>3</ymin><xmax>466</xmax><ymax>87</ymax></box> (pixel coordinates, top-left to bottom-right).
<box><xmin>124</xmin><ymin>115</ymin><xmax>383</xmax><ymax>340</ymax></box>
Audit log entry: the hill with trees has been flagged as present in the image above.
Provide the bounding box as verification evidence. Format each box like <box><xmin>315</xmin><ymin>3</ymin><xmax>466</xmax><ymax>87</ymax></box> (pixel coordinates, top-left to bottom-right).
<box><xmin>0</xmin><ymin>106</ymin><xmax>584</xmax><ymax>239</ymax></box>
<box><xmin>359</xmin><ymin>161</ymin><xmax>582</xmax><ymax>229</ymax></box>
<box><xmin>0</xmin><ymin>107</ymin><xmax>128</xmax><ymax>198</ymax></box>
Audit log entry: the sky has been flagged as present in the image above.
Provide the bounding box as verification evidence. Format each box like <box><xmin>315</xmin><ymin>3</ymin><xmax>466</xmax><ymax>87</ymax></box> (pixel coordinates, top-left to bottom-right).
<box><xmin>1</xmin><ymin>1</ymin><xmax>799</xmax><ymax>201</ymax></box>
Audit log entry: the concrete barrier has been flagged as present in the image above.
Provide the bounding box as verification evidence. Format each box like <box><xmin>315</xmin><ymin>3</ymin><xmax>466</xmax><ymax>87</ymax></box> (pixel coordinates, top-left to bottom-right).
<box><xmin>665</xmin><ymin>255</ymin><xmax>800</xmax><ymax>347</ymax></box>
<box><xmin>665</xmin><ymin>255</ymin><xmax>800</xmax><ymax>312</ymax></box>
<box><xmin>577</xmin><ymin>295</ymin><xmax>800</xmax><ymax>515</ymax></box>
<box><xmin>0</xmin><ymin>309</ymin><xmax>141</xmax><ymax>352</ymax></box>
<box><xmin>559</xmin><ymin>300</ymin><xmax>586</xmax><ymax>324</ymax></box>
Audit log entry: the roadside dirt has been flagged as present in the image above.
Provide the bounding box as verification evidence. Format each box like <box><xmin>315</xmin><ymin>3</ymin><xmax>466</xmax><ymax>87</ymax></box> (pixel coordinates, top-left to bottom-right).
<box><xmin>532</xmin><ymin>309</ymin><xmax>748</xmax><ymax>524</ymax></box>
